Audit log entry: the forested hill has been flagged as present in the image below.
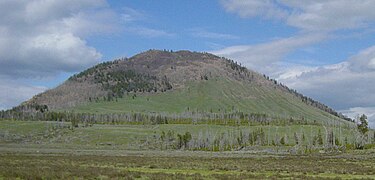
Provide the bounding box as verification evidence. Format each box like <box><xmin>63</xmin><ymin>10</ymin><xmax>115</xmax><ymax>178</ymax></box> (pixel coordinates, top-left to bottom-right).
<box><xmin>14</xmin><ymin>50</ymin><xmax>351</xmax><ymax>123</ymax></box>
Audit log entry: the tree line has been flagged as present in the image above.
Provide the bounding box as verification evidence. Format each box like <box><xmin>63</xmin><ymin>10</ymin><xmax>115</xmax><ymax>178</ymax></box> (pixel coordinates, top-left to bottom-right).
<box><xmin>154</xmin><ymin>124</ymin><xmax>374</xmax><ymax>152</ymax></box>
<box><xmin>0</xmin><ymin>108</ymin><xmax>351</xmax><ymax>128</ymax></box>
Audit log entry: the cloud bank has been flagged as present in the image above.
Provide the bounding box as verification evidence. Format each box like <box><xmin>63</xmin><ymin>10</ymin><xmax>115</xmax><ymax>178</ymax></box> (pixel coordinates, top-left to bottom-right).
<box><xmin>0</xmin><ymin>0</ymin><xmax>119</xmax><ymax>109</ymax></box>
<box><xmin>0</xmin><ymin>0</ymin><xmax>118</xmax><ymax>78</ymax></box>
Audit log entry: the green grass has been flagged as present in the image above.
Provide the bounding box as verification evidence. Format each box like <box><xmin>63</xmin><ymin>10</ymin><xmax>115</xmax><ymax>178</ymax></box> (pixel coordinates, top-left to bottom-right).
<box><xmin>0</xmin><ymin>120</ymin><xmax>49</xmax><ymax>135</ymax></box>
<box><xmin>70</xmin><ymin>78</ymin><xmax>349</xmax><ymax>126</ymax></box>
<box><xmin>1</xmin><ymin>153</ymin><xmax>375</xmax><ymax>179</ymax></box>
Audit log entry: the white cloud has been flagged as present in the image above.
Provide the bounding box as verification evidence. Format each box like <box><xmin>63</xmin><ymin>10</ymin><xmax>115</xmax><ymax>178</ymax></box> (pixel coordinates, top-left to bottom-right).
<box><xmin>211</xmin><ymin>33</ymin><xmax>325</xmax><ymax>71</ymax></box>
<box><xmin>189</xmin><ymin>28</ymin><xmax>239</xmax><ymax>40</ymax></box>
<box><xmin>121</xmin><ymin>7</ymin><xmax>146</xmax><ymax>23</ymax></box>
<box><xmin>127</xmin><ymin>27</ymin><xmax>175</xmax><ymax>38</ymax></box>
<box><xmin>340</xmin><ymin>107</ymin><xmax>375</xmax><ymax>128</ymax></box>
<box><xmin>273</xmin><ymin>64</ymin><xmax>318</xmax><ymax>80</ymax></box>
<box><xmin>61</xmin><ymin>9</ymin><xmax>120</xmax><ymax>37</ymax></box>
<box><xmin>0</xmin><ymin>0</ymin><xmax>117</xmax><ymax>78</ymax></box>
<box><xmin>221</xmin><ymin>0</ymin><xmax>288</xmax><ymax>20</ymax></box>
<box><xmin>221</xmin><ymin>0</ymin><xmax>375</xmax><ymax>32</ymax></box>
<box><xmin>0</xmin><ymin>0</ymin><xmax>122</xmax><ymax>110</ymax></box>
<box><xmin>120</xmin><ymin>7</ymin><xmax>174</xmax><ymax>38</ymax></box>
<box><xmin>349</xmin><ymin>46</ymin><xmax>375</xmax><ymax>72</ymax></box>
<box><xmin>275</xmin><ymin>46</ymin><xmax>375</xmax><ymax>115</ymax></box>
<box><xmin>0</xmin><ymin>33</ymin><xmax>102</xmax><ymax>77</ymax></box>
<box><xmin>283</xmin><ymin>0</ymin><xmax>375</xmax><ymax>32</ymax></box>
<box><xmin>0</xmin><ymin>0</ymin><xmax>107</xmax><ymax>25</ymax></box>
<box><xmin>23</xmin><ymin>0</ymin><xmax>108</xmax><ymax>23</ymax></box>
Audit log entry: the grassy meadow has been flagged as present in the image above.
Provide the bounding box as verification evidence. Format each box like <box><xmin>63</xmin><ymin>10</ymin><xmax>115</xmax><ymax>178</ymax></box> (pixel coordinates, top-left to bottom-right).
<box><xmin>1</xmin><ymin>149</ymin><xmax>375</xmax><ymax>179</ymax></box>
<box><xmin>0</xmin><ymin>117</ymin><xmax>374</xmax><ymax>179</ymax></box>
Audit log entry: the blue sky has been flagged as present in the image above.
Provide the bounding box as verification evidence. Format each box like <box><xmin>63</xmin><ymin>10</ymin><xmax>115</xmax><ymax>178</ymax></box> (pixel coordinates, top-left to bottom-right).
<box><xmin>1</xmin><ymin>0</ymin><xmax>375</xmax><ymax>127</ymax></box>
<box><xmin>90</xmin><ymin>1</ymin><xmax>295</xmax><ymax>60</ymax></box>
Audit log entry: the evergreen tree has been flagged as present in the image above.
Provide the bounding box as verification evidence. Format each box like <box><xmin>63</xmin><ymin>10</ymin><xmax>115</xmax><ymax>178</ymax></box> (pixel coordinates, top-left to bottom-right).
<box><xmin>357</xmin><ymin>114</ymin><xmax>369</xmax><ymax>135</ymax></box>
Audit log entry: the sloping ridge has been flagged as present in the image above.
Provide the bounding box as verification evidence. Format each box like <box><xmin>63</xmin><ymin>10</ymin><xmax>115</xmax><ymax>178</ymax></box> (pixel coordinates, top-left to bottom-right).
<box><xmin>19</xmin><ymin>50</ymin><xmax>350</xmax><ymax>123</ymax></box>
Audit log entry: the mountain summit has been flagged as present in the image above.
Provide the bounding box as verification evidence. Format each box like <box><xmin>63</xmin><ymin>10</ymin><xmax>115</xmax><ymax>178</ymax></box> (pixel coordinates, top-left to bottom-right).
<box><xmin>22</xmin><ymin>50</ymin><xmax>348</xmax><ymax>124</ymax></box>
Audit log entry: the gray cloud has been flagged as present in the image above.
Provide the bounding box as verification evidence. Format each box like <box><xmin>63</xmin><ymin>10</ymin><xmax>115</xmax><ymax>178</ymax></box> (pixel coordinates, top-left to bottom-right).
<box><xmin>221</xmin><ymin>0</ymin><xmax>288</xmax><ymax>20</ymax></box>
<box><xmin>0</xmin><ymin>78</ymin><xmax>47</xmax><ymax>110</ymax></box>
<box><xmin>221</xmin><ymin>0</ymin><xmax>375</xmax><ymax>32</ymax></box>
<box><xmin>121</xmin><ymin>7</ymin><xmax>146</xmax><ymax>23</ymax></box>
<box><xmin>276</xmin><ymin>45</ymin><xmax>375</xmax><ymax>114</ymax></box>
<box><xmin>0</xmin><ymin>0</ymin><xmax>116</xmax><ymax>78</ymax></box>
<box><xmin>0</xmin><ymin>0</ymin><xmax>119</xmax><ymax>110</ymax></box>
<box><xmin>0</xmin><ymin>33</ymin><xmax>102</xmax><ymax>77</ymax></box>
<box><xmin>349</xmin><ymin>46</ymin><xmax>375</xmax><ymax>72</ymax></box>
<box><xmin>126</xmin><ymin>27</ymin><xmax>175</xmax><ymax>38</ymax></box>
<box><xmin>121</xmin><ymin>8</ymin><xmax>175</xmax><ymax>38</ymax></box>
<box><xmin>211</xmin><ymin>33</ymin><xmax>325</xmax><ymax>71</ymax></box>
<box><xmin>283</xmin><ymin>0</ymin><xmax>375</xmax><ymax>31</ymax></box>
<box><xmin>340</xmin><ymin>107</ymin><xmax>375</xmax><ymax>128</ymax></box>
<box><xmin>189</xmin><ymin>28</ymin><xmax>239</xmax><ymax>40</ymax></box>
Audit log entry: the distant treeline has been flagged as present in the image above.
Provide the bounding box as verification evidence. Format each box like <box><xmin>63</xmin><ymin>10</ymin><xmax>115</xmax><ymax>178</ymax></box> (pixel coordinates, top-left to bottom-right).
<box><xmin>154</xmin><ymin>127</ymin><xmax>375</xmax><ymax>152</ymax></box>
<box><xmin>156</xmin><ymin>128</ymin><xmax>333</xmax><ymax>152</ymax></box>
<box><xmin>1</xmin><ymin>104</ymin><xmax>352</xmax><ymax>129</ymax></box>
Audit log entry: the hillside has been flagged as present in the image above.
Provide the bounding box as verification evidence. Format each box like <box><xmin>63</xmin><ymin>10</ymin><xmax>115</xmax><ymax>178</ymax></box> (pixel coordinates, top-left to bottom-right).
<box><xmin>19</xmin><ymin>50</ymin><xmax>350</xmax><ymax>124</ymax></box>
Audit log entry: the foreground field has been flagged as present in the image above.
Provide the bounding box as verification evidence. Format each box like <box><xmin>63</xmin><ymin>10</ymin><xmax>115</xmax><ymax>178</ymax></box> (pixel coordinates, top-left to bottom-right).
<box><xmin>1</xmin><ymin>151</ymin><xmax>375</xmax><ymax>179</ymax></box>
<box><xmin>1</xmin><ymin>120</ymin><xmax>375</xmax><ymax>179</ymax></box>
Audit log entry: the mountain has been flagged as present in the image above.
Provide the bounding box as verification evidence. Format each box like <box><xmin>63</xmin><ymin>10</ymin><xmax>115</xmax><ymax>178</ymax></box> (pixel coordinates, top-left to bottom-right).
<box><xmin>19</xmin><ymin>50</ymin><xmax>350</xmax><ymax>124</ymax></box>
